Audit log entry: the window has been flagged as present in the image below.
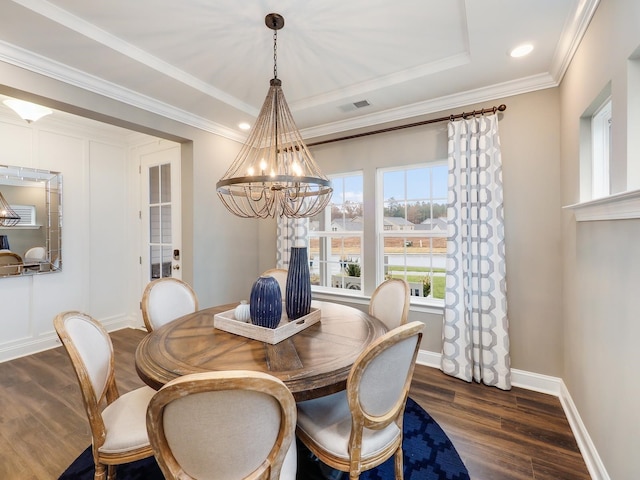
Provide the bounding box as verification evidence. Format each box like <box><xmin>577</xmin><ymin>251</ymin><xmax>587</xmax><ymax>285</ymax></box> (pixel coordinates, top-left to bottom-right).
<box><xmin>378</xmin><ymin>163</ymin><xmax>447</xmax><ymax>303</ymax></box>
<box><xmin>309</xmin><ymin>172</ymin><xmax>364</xmax><ymax>293</ymax></box>
<box><xmin>591</xmin><ymin>98</ymin><xmax>611</xmax><ymax>199</ymax></box>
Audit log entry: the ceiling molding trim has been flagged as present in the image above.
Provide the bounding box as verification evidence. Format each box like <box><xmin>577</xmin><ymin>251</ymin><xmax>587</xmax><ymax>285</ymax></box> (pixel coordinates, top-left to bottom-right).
<box><xmin>12</xmin><ymin>0</ymin><xmax>258</xmax><ymax>116</ymax></box>
<box><xmin>301</xmin><ymin>72</ymin><xmax>558</xmax><ymax>140</ymax></box>
<box><xmin>290</xmin><ymin>52</ymin><xmax>471</xmax><ymax>111</ymax></box>
<box><xmin>0</xmin><ymin>41</ymin><xmax>245</xmax><ymax>142</ymax></box>
<box><xmin>549</xmin><ymin>0</ymin><xmax>600</xmax><ymax>83</ymax></box>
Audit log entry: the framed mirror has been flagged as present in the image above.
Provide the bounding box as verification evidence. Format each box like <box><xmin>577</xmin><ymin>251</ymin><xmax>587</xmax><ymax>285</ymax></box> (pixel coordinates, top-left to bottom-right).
<box><xmin>0</xmin><ymin>165</ymin><xmax>62</xmax><ymax>277</ymax></box>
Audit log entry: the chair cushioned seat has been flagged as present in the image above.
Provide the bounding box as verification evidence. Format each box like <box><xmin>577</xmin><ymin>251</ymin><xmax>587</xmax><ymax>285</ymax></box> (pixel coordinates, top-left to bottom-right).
<box><xmin>296</xmin><ymin>390</ymin><xmax>401</xmax><ymax>460</ymax></box>
<box><xmin>99</xmin><ymin>386</ymin><xmax>156</xmax><ymax>454</ymax></box>
<box><xmin>281</xmin><ymin>438</ymin><xmax>297</xmax><ymax>480</ymax></box>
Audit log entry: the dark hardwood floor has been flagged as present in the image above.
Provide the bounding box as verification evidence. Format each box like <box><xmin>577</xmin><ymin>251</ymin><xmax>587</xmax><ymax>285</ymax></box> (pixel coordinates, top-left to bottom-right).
<box><xmin>0</xmin><ymin>328</ymin><xmax>591</xmax><ymax>479</ymax></box>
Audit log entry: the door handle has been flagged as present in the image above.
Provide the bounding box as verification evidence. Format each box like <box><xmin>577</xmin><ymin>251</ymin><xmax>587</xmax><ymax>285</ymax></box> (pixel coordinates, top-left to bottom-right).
<box><xmin>172</xmin><ymin>264</ymin><xmax>180</xmax><ymax>270</ymax></box>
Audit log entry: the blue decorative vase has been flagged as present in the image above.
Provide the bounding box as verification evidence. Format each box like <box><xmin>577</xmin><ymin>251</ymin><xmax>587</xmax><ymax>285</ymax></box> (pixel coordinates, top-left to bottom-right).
<box><xmin>286</xmin><ymin>247</ymin><xmax>312</xmax><ymax>320</ymax></box>
<box><xmin>249</xmin><ymin>276</ymin><xmax>282</xmax><ymax>328</ymax></box>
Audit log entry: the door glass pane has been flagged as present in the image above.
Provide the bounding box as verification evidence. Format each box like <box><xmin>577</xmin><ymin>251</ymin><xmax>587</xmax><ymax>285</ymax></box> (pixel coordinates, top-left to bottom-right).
<box><xmin>161</xmin><ymin>205</ymin><xmax>172</xmax><ymax>243</ymax></box>
<box><xmin>161</xmin><ymin>164</ymin><xmax>171</xmax><ymax>203</ymax></box>
<box><xmin>150</xmin><ymin>206</ymin><xmax>160</xmax><ymax>243</ymax></box>
<box><xmin>149</xmin><ymin>166</ymin><xmax>159</xmax><ymax>203</ymax></box>
<box><xmin>150</xmin><ymin>245</ymin><xmax>161</xmax><ymax>279</ymax></box>
<box><xmin>162</xmin><ymin>246</ymin><xmax>172</xmax><ymax>278</ymax></box>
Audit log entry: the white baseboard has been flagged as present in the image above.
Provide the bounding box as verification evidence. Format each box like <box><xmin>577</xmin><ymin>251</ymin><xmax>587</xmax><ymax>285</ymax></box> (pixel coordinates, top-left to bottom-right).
<box><xmin>416</xmin><ymin>349</ymin><xmax>609</xmax><ymax>480</ymax></box>
<box><xmin>0</xmin><ymin>314</ymin><xmax>135</xmax><ymax>363</ymax></box>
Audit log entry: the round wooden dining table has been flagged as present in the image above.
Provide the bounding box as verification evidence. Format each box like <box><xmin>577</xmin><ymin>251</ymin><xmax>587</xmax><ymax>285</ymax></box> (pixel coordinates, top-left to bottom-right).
<box><xmin>135</xmin><ymin>300</ymin><xmax>387</xmax><ymax>401</ymax></box>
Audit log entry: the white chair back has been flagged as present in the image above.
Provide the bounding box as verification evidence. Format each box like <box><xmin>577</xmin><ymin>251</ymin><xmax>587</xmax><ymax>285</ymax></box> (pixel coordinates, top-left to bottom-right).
<box><xmin>141</xmin><ymin>278</ymin><xmax>199</xmax><ymax>332</ymax></box>
<box><xmin>369</xmin><ymin>278</ymin><xmax>410</xmax><ymax>330</ymax></box>
<box><xmin>24</xmin><ymin>246</ymin><xmax>46</xmax><ymax>261</ymax></box>
<box><xmin>54</xmin><ymin>311</ymin><xmax>155</xmax><ymax>479</ymax></box>
<box><xmin>147</xmin><ymin>370</ymin><xmax>297</xmax><ymax>480</ymax></box>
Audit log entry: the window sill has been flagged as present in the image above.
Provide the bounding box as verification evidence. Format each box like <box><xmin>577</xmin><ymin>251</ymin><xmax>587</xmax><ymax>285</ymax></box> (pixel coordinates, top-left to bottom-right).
<box><xmin>312</xmin><ymin>288</ymin><xmax>444</xmax><ymax>315</ymax></box>
<box><xmin>563</xmin><ymin>189</ymin><xmax>640</xmax><ymax>221</ymax></box>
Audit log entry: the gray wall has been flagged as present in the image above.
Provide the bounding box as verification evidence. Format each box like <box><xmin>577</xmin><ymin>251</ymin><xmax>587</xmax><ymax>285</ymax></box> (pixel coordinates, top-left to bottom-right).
<box><xmin>280</xmin><ymin>88</ymin><xmax>565</xmax><ymax>370</ymax></box>
<box><xmin>560</xmin><ymin>0</ymin><xmax>640</xmax><ymax>478</ymax></box>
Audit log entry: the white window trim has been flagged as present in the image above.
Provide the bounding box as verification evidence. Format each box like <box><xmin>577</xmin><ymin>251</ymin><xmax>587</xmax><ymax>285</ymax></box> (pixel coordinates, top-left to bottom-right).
<box><xmin>564</xmin><ymin>188</ymin><xmax>640</xmax><ymax>221</ymax></box>
<box><xmin>591</xmin><ymin>98</ymin><xmax>611</xmax><ymax>199</ymax></box>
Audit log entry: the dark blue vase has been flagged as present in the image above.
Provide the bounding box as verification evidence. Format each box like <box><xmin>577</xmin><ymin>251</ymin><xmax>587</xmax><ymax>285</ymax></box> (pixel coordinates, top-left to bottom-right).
<box><xmin>286</xmin><ymin>247</ymin><xmax>312</xmax><ymax>320</ymax></box>
<box><xmin>249</xmin><ymin>276</ymin><xmax>282</xmax><ymax>328</ymax></box>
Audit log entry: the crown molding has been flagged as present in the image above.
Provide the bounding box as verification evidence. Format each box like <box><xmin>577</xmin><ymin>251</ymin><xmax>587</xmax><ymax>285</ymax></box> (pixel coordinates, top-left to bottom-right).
<box><xmin>300</xmin><ymin>72</ymin><xmax>558</xmax><ymax>140</ymax></box>
<box><xmin>0</xmin><ymin>41</ymin><xmax>245</xmax><ymax>143</ymax></box>
<box><xmin>549</xmin><ymin>0</ymin><xmax>601</xmax><ymax>83</ymax></box>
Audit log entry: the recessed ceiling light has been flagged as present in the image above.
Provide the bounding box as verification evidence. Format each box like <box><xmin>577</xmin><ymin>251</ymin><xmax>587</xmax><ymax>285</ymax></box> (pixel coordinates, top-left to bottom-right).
<box><xmin>238</xmin><ymin>122</ymin><xmax>251</xmax><ymax>131</ymax></box>
<box><xmin>510</xmin><ymin>43</ymin><xmax>534</xmax><ymax>58</ymax></box>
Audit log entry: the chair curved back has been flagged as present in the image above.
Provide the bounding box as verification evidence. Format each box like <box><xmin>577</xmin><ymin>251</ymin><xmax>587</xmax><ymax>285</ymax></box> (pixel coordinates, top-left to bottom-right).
<box><xmin>296</xmin><ymin>321</ymin><xmax>423</xmax><ymax>479</ymax></box>
<box><xmin>147</xmin><ymin>370</ymin><xmax>297</xmax><ymax>480</ymax></box>
<box><xmin>54</xmin><ymin>311</ymin><xmax>154</xmax><ymax>479</ymax></box>
<box><xmin>24</xmin><ymin>246</ymin><xmax>46</xmax><ymax>261</ymax></box>
<box><xmin>0</xmin><ymin>251</ymin><xmax>23</xmax><ymax>275</ymax></box>
<box><xmin>262</xmin><ymin>268</ymin><xmax>288</xmax><ymax>300</ymax></box>
<box><xmin>141</xmin><ymin>278</ymin><xmax>199</xmax><ymax>332</ymax></box>
<box><xmin>369</xmin><ymin>278</ymin><xmax>410</xmax><ymax>330</ymax></box>
<box><xmin>54</xmin><ymin>311</ymin><xmax>115</xmax><ymax>439</ymax></box>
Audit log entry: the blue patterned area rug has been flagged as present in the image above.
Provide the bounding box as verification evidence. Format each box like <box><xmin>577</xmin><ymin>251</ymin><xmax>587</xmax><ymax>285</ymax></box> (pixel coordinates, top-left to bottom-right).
<box><xmin>59</xmin><ymin>397</ymin><xmax>469</xmax><ymax>480</ymax></box>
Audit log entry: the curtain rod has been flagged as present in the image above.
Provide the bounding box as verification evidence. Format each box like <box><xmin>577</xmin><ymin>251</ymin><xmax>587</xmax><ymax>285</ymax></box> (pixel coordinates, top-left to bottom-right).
<box><xmin>307</xmin><ymin>103</ymin><xmax>507</xmax><ymax>147</ymax></box>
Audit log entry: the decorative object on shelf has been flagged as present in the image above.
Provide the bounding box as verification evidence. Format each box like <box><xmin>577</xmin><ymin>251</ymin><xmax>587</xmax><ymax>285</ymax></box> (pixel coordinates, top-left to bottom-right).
<box><xmin>0</xmin><ymin>192</ymin><xmax>20</xmax><ymax>227</ymax></box>
<box><xmin>0</xmin><ymin>235</ymin><xmax>9</xmax><ymax>250</ymax></box>
<box><xmin>249</xmin><ymin>276</ymin><xmax>282</xmax><ymax>328</ymax></box>
<box><xmin>2</xmin><ymin>98</ymin><xmax>52</xmax><ymax>123</ymax></box>
<box><xmin>286</xmin><ymin>246</ymin><xmax>312</xmax><ymax>320</ymax></box>
<box><xmin>216</xmin><ymin>13</ymin><xmax>332</xmax><ymax>219</ymax></box>
<box><xmin>234</xmin><ymin>300</ymin><xmax>251</xmax><ymax>323</ymax></box>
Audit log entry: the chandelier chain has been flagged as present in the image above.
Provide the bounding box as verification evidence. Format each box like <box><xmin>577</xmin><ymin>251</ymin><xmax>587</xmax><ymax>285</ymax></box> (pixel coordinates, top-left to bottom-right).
<box><xmin>273</xmin><ymin>28</ymin><xmax>278</xmax><ymax>80</ymax></box>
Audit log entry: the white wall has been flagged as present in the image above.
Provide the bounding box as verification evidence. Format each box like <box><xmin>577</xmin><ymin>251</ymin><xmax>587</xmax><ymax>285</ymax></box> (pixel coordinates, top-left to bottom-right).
<box><xmin>0</xmin><ymin>111</ymin><xmax>140</xmax><ymax>361</ymax></box>
<box><xmin>560</xmin><ymin>0</ymin><xmax>640</xmax><ymax>478</ymax></box>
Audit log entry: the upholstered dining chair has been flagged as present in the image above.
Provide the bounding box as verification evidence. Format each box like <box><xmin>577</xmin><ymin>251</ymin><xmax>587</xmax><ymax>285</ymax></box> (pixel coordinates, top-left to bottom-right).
<box><xmin>368</xmin><ymin>278</ymin><xmax>410</xmax><ymax>330</ymax></box>
<box><xmin>141</xmin><ymin>277</ymin><xmax>199</xmax><ymax>332</ymax></box>
<box><xmin>54</xmin><ymin>311</ymin><xmax>155</xmax><ymax>480</ymax></box>
<box><xmin>262</xmin><ymin>268</ymin><xmax>288</xmax><ymax>299</ymax></box>
<box><xmin>24</xmin><ymin>245</ymin><xmax>46</xmax><ymax>262</ymax></box>
<box><xmin>296</xmin><ymin>321</ymin><xmax>424</xmax><ymax>480</ymax></box>
<box><xmin>146</xmin><ymin>370</ymin><xmax>298</xmax><ymax>480</ymax></box>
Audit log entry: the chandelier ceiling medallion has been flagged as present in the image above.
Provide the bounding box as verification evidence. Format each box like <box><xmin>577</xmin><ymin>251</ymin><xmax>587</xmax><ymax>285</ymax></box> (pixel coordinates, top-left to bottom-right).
<box><xmin>216</xmin><ymin>13</ymin><xmax>333</xmax><ymax>219</ymax></box>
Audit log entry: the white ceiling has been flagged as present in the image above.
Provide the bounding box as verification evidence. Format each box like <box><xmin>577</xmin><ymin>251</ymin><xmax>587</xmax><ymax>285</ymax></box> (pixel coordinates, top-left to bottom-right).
<box><xmin>0</xmin><ymin>0</ymin><xmax>599</xmax><ymax>141</ymax></box>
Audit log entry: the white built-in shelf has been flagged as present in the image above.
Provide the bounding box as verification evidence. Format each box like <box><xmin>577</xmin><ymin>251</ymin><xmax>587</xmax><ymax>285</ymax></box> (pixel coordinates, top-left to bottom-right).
<box><xmin>564</xmin><ymin>189</ymin><xmax>640</xmax><ymax>221</ymax></box>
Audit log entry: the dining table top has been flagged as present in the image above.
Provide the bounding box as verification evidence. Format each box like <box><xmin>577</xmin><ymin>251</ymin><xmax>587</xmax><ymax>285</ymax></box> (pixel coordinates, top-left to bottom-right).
<box><xmin>135</xmin><ymin>300</ymin><xmax>387</xmax><ymax>401</ymax></box>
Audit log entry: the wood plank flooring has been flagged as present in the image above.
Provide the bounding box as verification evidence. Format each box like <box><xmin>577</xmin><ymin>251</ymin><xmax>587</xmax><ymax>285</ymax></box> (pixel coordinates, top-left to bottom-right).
<box><xmin>0</xmin><ymin>328</ymin><xmax>591</xmax><ymax>479</ymax></box>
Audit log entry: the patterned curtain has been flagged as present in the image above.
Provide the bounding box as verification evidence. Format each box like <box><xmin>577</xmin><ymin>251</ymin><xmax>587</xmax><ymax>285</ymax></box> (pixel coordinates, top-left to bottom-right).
<box><xmin>276</xmin><ymin>217</ymin><xmax>309</xmax><ymax>268</ymax></box>
<box><xmin>441</xmin><ymin>113</ymin><xmax>511</xmax><ymax>390</ymax></box>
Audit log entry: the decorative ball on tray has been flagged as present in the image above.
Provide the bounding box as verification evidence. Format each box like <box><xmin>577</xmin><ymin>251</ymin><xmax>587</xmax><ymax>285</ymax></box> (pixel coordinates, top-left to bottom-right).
<box><xmin>249</xmin><ymin>276</ymin><xmax>282</xmax><ymax>328</ymax></box>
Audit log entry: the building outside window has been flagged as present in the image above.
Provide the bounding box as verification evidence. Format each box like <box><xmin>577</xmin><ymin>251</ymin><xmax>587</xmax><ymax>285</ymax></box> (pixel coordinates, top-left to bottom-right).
<box><xmin>378</xmin><ymin>163</ymin><xmax>447</xmax><ymax>303</ymax></box>
<box><xmin>308</xmin><ymin>172</ymin><xmax>364</xmax><ymax>293</ymax></box>
<box><xmin>307</xmin><ymin>161</ymin><xmax>447</xmax><ymax>305</ymax></box>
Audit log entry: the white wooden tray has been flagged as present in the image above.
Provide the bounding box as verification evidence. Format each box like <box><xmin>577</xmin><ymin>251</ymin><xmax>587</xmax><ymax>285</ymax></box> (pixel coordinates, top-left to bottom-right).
<box><xmin>213</xmin><ymin>306</ymin><xmax>321</xmax><ymax>344</ymax></box>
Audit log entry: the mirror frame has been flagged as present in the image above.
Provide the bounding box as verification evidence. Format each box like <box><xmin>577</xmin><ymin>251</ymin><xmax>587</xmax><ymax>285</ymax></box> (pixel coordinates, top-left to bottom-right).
<box><xmin>0</xmin><ymin>165</ymin><xmax>62</xmax><ymax>277</ymax></box>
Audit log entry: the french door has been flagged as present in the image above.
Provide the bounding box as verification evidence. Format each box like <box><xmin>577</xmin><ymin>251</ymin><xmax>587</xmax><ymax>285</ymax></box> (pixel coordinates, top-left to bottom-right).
<box><xmin>140</xmin><ymin>144</ymin><xmax>182</xmax><ymax>286</ymax></box>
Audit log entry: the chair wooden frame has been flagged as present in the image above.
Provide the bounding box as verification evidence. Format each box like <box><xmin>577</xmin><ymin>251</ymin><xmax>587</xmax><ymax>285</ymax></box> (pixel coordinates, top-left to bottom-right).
<box><xmin>368</xmin><ymin>278</ymin><xmax>410</xmax><ymax>329</ymax></box>
<box><xmin>54</xmin><ymin>311</ymin><xmax>154</xmax><ymax>480</ymax></box>
<box><xmin>262</xmin><ymin>268</ymin><xmax>288</xmax><ymax>299</ymax></box>
<box><xmin>141</xmin><ymin>277</ymin><xmax>199</xmax><ymax>332</ymax></box>
<box><xmin>296</xmin><ymin>321</ymin><xmax>424</xmax><ymax>480</ymax></box>
<box><xmin>146</xmin><ymin>370</ymin><xmax>297</xmax><ymax>480</ymax></box>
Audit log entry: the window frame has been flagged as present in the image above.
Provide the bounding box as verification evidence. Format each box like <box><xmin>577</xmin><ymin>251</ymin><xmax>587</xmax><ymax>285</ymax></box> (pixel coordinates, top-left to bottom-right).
<box><xmin>308</xmin><ymin>170</ymin><xmax>364</xmax><ymax>296</ymax></box>
<box><xmin>376</xmin><ymin>161</ymin><xmax>448</xmax><ymax>307</ymax></box>
<box><xmin>591</xmin><ymin>98</ymin><xmax>612</xmax><ymax>199</ymax></box>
